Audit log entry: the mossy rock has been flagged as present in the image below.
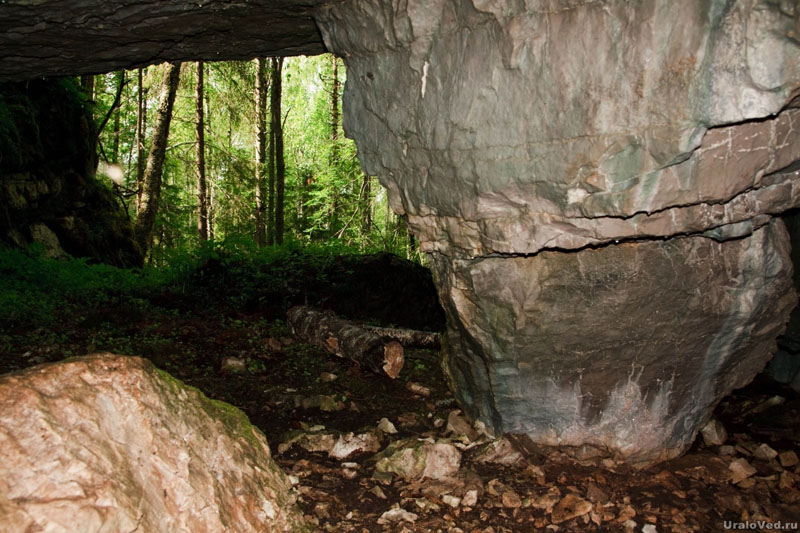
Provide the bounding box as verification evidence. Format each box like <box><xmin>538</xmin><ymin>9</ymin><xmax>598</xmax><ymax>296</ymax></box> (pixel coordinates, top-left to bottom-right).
<box><xmin>0</xmin><ymin>79</ymin><xmax>141</xmax><ymax>267</ymax></box>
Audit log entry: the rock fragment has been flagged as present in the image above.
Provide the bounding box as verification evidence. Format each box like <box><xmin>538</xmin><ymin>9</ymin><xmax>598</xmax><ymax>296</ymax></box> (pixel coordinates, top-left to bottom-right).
<box><xmin>461</xmin><ymin>489</ymin><xmax>479</xmax><ymax>507</ymax></box>
<box><xmin>754</xmin><ymin>443</ymin><xmax>778</xmax><ymax>462</ymax></box>
<box><xmin>279</xmin><ymin>429</ymin><xmax>381</xmax><ymax>460</ymax></box>
<box><xmin>551</xmin><ymin>494</ymin><xmax>592</xmax><ymax>524</ymax></box>
<box><xmin>377</xmin><ymin>508</ymin><xmax>417</xmax><ymax>524</ymax></box>
<box><xmin>405</xmin><ymin>381</ymin><xmax>431</xmax><ymax>397</ymax></box>
<box><xmin>373</xmin><ymin>438</ymin><xmax>461</xmax><ymax>481</ymax></box>
<box><xmin>729</xmin><ymin>458</ymin><xmax>758</xmax><ymax>484</ymax></box>
<box><xmin>369</xmin><ymin>486</ymin><xmax>387</xmax><ymax>500</ymax></box>
<box><xmin>532</xmin><ymin>487</ymin><xmax>561</xmax><ymax>512</ymax></box>
<box><xmin>586</xmin><ymin>482</ymin><xmax>609</xmax><ymax>503</ymax></box>
<box><xmin>441</xmin><ymin>494</ymin><xmax>461</xmax><ymax>508</ymax></box>
<box><xmin>329</xmin><ymin>431</ymin><xmax>382</xmax><ymax>460</ymax></box>
<box><xmin>473</xmin><ymin>436</ymin><xmax>525</xmax><ymax>466</ymax></box>
<box><xmin>377</xmin><ymin>417</ymin><xmax>398</xmax><ymax>434</ymax></box>
<box><xmin>779</xmin><ymin>450</ymin><xmax>799</xmax><ymax>468</ymax></box>
<box><xmin>320</xmin><ymin>371</ymin><xmax>337</xmax><ymax>383</ymax></box>
<box><xmin>220</xmin><ymin>356</ymin><xmax>247</xmax><ymax>374</ymax></box>
<box><xmin>501</xmin><ymin>490</ymin><xmax>522</xmax><ymax>509</ymax></box>
<box><xmin>445</xmin><ymin>410</ymin><xmax>479</xmax><ymax>442</ymax></box>
<box><xmin>700</xmin><ymin>419</ymin><xmax>728</xmax><ymax>447</ymax></box>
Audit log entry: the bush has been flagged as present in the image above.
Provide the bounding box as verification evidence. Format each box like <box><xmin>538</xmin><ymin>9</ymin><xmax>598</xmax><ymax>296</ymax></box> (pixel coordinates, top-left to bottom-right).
<box><xmin>0</xmin><ymin>238</ymin><xmax>444</xmax><ymax>331</ymax></box>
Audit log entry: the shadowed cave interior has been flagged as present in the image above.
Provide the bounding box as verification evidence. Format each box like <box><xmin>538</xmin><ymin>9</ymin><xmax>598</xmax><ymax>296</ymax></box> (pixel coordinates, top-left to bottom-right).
<box><xmin>1</xmin><ymin>1</ymin><xmax>799</xmax><ymax>532</ymax></box>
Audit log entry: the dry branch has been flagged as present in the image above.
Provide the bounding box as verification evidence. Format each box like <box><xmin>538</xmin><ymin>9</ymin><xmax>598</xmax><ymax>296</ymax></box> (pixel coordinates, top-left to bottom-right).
<box><xmin>287</xmin><ymin>306</ymin><xmax>404</xmax><ymax>378</ymax></box>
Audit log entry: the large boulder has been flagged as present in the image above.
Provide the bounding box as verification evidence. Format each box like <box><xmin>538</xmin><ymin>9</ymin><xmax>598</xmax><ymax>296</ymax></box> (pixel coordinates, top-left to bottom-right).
<box><xmin>315</xmin><ymin>0</ymin><xmax>800</xmax><ymax>464</ymax></box>
<box><xmin>0</xmin><ymin>354</ymin><xmax>307</xmax><ymax>532</ymax></box>
<box><xmin>433</xmin><ymin>220</ymin><xmax>795</xmax><ymax>463</ymax></box>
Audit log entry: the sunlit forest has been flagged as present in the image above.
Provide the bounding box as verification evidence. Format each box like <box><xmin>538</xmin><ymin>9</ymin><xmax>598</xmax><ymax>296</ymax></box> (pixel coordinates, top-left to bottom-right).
<box><xmin>89</xmin><ymin>55</ymin><xmax>415</xmax><ymax>265</ymax></box>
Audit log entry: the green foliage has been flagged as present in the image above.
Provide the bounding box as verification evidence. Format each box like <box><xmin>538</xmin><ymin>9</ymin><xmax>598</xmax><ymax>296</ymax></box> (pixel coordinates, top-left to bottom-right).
<box><xmin>0</xmin><ymin>245</ymin><xmax>156</xmax><ymax>325</ymax></box>
<box><xmin>0</xmin><ymin>232</ymin><xmax>411</xmax><ymax>328</ymax></box>
<box><xmin>89</xmin><ymin>55</ymin><xmax>415</xmax><ymax>265</ymax></box>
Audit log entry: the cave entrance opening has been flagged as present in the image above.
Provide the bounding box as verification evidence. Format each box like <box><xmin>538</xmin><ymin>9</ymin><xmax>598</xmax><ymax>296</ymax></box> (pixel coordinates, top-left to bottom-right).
<box><xmin>81</xmin><ymin>56</ymin><xmax>416</xmax><ymax>265</ymax></box>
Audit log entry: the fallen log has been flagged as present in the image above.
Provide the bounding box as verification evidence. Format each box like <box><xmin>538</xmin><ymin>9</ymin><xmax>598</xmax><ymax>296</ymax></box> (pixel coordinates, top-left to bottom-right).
<box><xmin>362</xmin><ymin>325</ymin><xmax>441</xmax><ymax>349</ymax></box>
<box><xmin>287</xmin><ymin>306</ymin><xmax>404</xmax><ymax>378</ymax></box>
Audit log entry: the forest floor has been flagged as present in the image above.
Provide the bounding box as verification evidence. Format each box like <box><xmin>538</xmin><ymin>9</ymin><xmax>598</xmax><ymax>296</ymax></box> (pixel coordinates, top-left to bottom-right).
<box><xmin>1</xmin><ymin>250</ymin><xmax>799</xmax><ymax>532</ymax></box>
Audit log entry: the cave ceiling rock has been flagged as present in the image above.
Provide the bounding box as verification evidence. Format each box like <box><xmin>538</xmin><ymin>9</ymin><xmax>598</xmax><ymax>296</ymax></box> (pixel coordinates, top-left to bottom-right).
<box><xmin>315</xmin><ymin>0</ymin><xmax>800</xmax><ymax>465</ymax></box>
<box><xmin>0</xmin><ymin>0</ymin><xmax>327</xmax><ymax>80</ymax></box>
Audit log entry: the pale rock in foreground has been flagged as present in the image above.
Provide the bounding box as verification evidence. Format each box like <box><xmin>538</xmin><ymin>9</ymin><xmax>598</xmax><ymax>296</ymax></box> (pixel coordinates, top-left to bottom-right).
<box><xmin>373</xmin><ymin>438</ymin><xmax>461</xmax><ymax>481</ymax></box>
<box><xmin>0</xmin><ymin>353</ymin><xmax>307</xmax><ymax>533</ymax></box>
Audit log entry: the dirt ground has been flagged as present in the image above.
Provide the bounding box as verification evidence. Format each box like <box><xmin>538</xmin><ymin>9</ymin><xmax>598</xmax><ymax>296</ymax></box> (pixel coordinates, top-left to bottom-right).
<box><xmin>1</xmin><ymin>297</ymin><xmax>798</xmax><ymax>533</ymax></box>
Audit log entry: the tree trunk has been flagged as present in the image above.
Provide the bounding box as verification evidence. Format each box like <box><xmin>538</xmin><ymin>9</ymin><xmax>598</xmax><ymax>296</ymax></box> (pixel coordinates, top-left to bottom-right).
<box><xmin>111</xmin><ymin>71</ymin><xmax>122</xmax><ymax>164</ymax></box>
<box><xmin>195</xmin><ymin>61</ymin><xmax>208</xmax><ymax>244</ymax></box>
<box><xmin>297</xmin><ymin>168</ymin><xmax>311</xmax><ymax>235</ymax></box>
<box><xmin>254</xmin><ymin>57</ymin><xmax>268</xmax><ymax>247</ymax></box>
<box><xmin>360</xmin><ymin>174</ymin><xmax>372</xmax><ymax>234</ymax></box>
<box><xmin>331</xmin><ymin>56</ymin><xmax>339</xmax><ymax>158</ymax></box>
<box><xmin>329</xmin><ymin>56</ymin><xmax>341</xmax><ymax>231</ymax></box>
<box><xmin>271</xmin><ymin>57</ymin><xmax>285</xmax><ymax>245</ymax></box>
<box><xmin>205</xmin><ymin>83</ymin><xmax>215</xmax><ymax>240</ymax></box>
<box><xmin>136</xmin><ymin>68</ymin><xmax>148</xmax><ymax>210</ymax></box>
<box><xmin>80</xmin><ymin>74</ymin><xmax>95</xmax><ymax>101</ymax></box>
<box><xmin>287</xmin><ymin>306</ymin><xmax>405</xmax><ymax>379</ymax></box>
<box><xmin>134</xmin><ymin>62</ymin><xmax>182</xmax><ymax>256</ymax></box>
<box><xmin>207</xmin><ymin>183</ymin><xmax>215</xmax><ymax>240</ymax></box>
<box><xmin>267</xmin><ymin>66</ymin><xmax>276</xmax><ymax>246</ymax></box>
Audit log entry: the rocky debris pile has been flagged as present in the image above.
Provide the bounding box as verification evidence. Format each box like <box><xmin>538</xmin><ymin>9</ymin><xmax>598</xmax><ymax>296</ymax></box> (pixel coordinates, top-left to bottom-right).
<box><xmin>0</xmin><ymin>354</ymin><xmax>306</xmax><ymax>533</ymax></box>
<box><xmin>276</xmin><ymin>388</ymin><xmax>800</xmax><ymax>532</ymax></box>
<box><xmin>1</xmin><ymin>308</ymin><xmax>798</xmax><ymax>531</ymax></box>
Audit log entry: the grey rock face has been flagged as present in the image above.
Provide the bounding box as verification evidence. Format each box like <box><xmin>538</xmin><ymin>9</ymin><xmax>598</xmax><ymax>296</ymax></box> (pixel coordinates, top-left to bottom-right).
<box><xmin>0</xmin><ymin>354</ymin><xmax>307</xmax><ymax>532</ymax></box>
<box><xmin>316</xmin><ymin>0</ymin><xmax>800</xmax><ymax>463</ymax></box>
<box><xmin>432</xmin><ymin>221</ymin><xmax>794</xmax><ymax>463</ymax></box>
<box><xmin>316</xmin><ymin>0</ymin><xmax>800</xmax><ymax>257</ymax></box>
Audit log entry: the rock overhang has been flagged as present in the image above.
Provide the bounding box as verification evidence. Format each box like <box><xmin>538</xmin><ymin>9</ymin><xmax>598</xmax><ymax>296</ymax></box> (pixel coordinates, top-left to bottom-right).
<box><xmin>315</xmin><ymin>0</ymin><xmax>800</xmax><ymax>259</ymax></box>
<box><xmin>0</xmin><ymin>0</ymin><xmax>329</xmax><ymax>81</ymax></box>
